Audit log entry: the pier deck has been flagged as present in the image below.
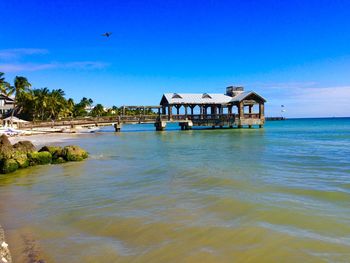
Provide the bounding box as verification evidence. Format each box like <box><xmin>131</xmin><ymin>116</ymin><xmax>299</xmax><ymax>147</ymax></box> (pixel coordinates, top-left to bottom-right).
<box><xmin>20</xmin><ymin>112</ymin><xmax>264</xmax><ymax>132</ymax></box>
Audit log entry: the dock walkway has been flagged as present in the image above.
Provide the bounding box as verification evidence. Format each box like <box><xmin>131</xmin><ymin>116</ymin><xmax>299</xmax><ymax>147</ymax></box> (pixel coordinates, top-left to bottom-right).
<box><xmin>20</xmin><ymin>111</ymin><xmax>264</xmax><ymax>132</ymax></box>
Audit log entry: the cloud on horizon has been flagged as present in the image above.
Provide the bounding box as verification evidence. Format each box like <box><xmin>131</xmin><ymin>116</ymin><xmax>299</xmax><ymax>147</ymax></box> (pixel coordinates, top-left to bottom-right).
<box><xmin>260</xmin><ymin>83</ymin><xmax>350</xmax><ymax>117</ymax></box>
<box><xmin>0</xmin><ymin>61</ymin><xmax>108</xmax><ymax>72</ymax></box>
<box><xmin>0</xmin><ymin>48</ymin><xmax>49</xmax><ymax>60</ymax></box>
<box><xmin>0</xmin><ymin>48</ymin><xmax>108</xmax><ymax>72</ymax></box>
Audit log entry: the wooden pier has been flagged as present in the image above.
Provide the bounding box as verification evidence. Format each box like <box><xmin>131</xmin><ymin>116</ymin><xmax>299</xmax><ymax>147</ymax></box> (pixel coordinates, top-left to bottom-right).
<box><xmin>20</xmin><ymin>86</ymin><xmax>267</xmax><ymax>132</ymax></box>
<box><xmin>20</xmin><ymin>111</ymin><xmax>264</xmax><ymax>132</ymax></box>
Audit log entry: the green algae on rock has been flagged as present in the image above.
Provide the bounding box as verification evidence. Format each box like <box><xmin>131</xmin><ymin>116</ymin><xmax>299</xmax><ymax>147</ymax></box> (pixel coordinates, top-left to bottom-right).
<box><xmin>0</xmin><ymin>159</ymin><xmax>19</xmax><ymax>174</ymax></box>
<box><xmin>0</xmin><ymin>135</ymin><xmax>88</xmax><ymax>174</ymax></box>
<box><xmin>62</xmin><ymin>145</ymin><xmax>88</xmax><ymax>161</ymax></box>
<box><xmin>13</xmin><ymin>140</ymin><xmax>36</xmax><ymax>154</ymax></box>
<box><xmin>12</xmin><ymin>152</ymin><xmax>29</xmax><ymax>168</ymax></box>
<box><xmin>39</xmin><ymin>146</ymin><xmax>63</xmax><ymax>158</ymax></box>
<box><xmin>28</xmin><ymin>151</ymin><xmax>53</xmax><ymax>166</ymax></box>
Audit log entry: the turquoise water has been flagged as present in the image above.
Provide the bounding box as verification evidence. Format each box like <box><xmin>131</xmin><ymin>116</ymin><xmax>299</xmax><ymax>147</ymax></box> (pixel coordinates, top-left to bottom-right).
<box><xmin>0</xmin><ymin>118</ymin><xmax>350</xmax><ymax>262</ymax></box>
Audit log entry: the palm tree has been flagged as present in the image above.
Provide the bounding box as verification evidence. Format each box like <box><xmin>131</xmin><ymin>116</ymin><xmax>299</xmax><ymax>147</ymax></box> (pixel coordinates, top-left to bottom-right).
<box><xmin>91</xmin><ymin>104</ymin><xmax>105</xmax><ymax>117</ymax></box>
<box><xmin>65</xmin><ymin>98</ymin><xmax>75</xmax><ymax>118</ymax></box>
<box><xmin>74</xmin><ymin>97</ymin><xmax>94</xmax><ymax>117</ymax></box>
<box><xmin>47</xmin><ymin>89</ymin><xmax>65</xmax><ymax>120</ymax></box>
<box><xmin>34</xmin><ymin>88</ymin><xmax>50</xmax><ymax>120</ymax></box>
<box><xmin>6</xmin><ymin>76</ymin><xmax>31</xmax><ymax>125</ymax></box>
<box><xmin>0</xmin><ymin>72</ymin><xmax>10</xmax><ymax>92</ymax></box>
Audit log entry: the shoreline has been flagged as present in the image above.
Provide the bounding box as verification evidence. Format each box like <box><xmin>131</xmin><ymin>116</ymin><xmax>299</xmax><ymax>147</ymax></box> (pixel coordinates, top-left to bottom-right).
<box><xmin>8</xmin><ymin>132</ymin><xmax>92</xmax><ymax>148</ymax></box>
<box><xmin>1</xmin><ymin>132</ymin><xmax>92</xmax><ymax>263</ymax></box>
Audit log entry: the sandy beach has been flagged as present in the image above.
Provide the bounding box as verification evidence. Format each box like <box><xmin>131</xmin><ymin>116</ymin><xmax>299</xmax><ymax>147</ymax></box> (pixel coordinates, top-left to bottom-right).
<box><xmin>8</xmin><ymin>132</ymin><xmax>92</xmax><ymax>148</ymax></box>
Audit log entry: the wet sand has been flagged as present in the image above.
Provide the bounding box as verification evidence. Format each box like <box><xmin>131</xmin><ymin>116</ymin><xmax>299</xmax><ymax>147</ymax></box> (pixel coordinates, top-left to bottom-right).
<box><xmin>9</xmin><ymin>133</ymin><xmax>92</xmax><ymax>147</ymax></box>
<box><xmin>0</xmin><ymin>225</ymin><xmax>12</xmax><ymax>263</ymax></box>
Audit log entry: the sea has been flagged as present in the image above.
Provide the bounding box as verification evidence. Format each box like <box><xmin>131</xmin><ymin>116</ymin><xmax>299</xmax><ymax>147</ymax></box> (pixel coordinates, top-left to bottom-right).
<box><xmin>0</xmin><ymin>118</ymin><xmax>350</xmax><ymax>262</ymax></box>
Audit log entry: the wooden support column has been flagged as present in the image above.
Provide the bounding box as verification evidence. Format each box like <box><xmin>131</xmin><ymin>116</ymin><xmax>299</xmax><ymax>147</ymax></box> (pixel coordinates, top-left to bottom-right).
<box><xmin>185</xmin><ymin>106</ymin><xmax>188</xmax><ymax>117</ymax></box>
<box><xmin>212</xmin><ymin>105</ymin><xmax>217</xmax><ymax>117</ymax></box>
<box><xmin>200</xmin><ymin>105</ymin><xmax>203</xmax><ymax>119</ymax></box>
<box><xmin>259</xmin><ymin>103</ymin><xmax>264</xmax><ymax>118</ymax></box>
<box><xmin>162</xmin><ymin>106</ymin><xmax>166</xmax><ymax>115</ymax></box>
<box><xmin>190</xmin><ymin>105</ymin><xmax>194</xmax><ymax>116</ymax></box>
<box><xmin>175</xmin><ymin>105</ymin><xmax>180</xmax><ymax>115</ymax></box>
<box><xmin>248</xmin><ymin>105</ymin><xmax>253</xmax><ymax>128</ymax></box>
<box><xmin>238</xmin><ymin>102</ymin><xmax>244</xmax><ymax>128</ymax></box>
<box><xmin>259</xmin><ymin>103</ymin><xmax>265</xmax><ymax>128</ymax></box>
<box><xmin>114</xmin><ymin>123</ymin><xmax>122</xmax><ymax>132</ymax></box>
<box><xmin>168</xmin><ymin>105</ymin><xmax>172</xmax><ymax>120</ymax></box>
<box><xmin>228</xmin><ymin>105</ymin><xmax>233</xmax><ymax>128</ymax></box>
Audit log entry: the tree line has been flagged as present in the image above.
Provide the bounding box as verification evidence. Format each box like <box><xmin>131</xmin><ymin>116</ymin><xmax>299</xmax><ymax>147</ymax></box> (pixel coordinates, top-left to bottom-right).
<box><xmin>0</xmin><ymin>72</ymin><xmax>154</xmax><ymax>121</ymax></box>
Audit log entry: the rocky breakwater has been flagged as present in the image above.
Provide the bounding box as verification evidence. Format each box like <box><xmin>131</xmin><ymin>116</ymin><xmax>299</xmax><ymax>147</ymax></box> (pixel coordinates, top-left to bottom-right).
<box><xmin>0</xmin><ymin>135</ymin><xmax>88</xmax><ymax>174</ymax></box>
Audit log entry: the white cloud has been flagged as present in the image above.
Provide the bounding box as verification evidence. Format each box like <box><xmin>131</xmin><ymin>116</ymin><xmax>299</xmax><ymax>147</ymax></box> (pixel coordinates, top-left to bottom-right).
<box><xmin>0</xmin><ymin>61</ymin><xmax>108</xmax><ymax>72</ymax></box>
<box><xmin>287</xmin><ymin>86</ymin><xmax>350</xmax><ymax>117</ymax></box>
<box><xmin>262</xmin><ymin>84</ymin><xmax>350</xmax><ymax>117</ymax></box>
<box><xmin>0</xmin><ymin>48</ymin><xmax>48</xmax><ymax>60</ymax></box>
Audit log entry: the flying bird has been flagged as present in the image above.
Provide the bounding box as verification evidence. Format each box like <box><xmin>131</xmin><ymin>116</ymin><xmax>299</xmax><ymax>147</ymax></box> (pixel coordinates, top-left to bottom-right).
<box><xmin>102</xmin><ymin>32</ymin><xmax>112</xmax><ymax>37</ymax></box>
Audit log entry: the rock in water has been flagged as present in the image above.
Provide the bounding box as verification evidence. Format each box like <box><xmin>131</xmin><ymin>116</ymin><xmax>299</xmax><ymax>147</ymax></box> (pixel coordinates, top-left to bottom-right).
<box><xmin>63</xmin><ymin>145</ymin><xmax>88</xmax><ymax>161</ymax></box>
<box><xmin>12</xmin><ymin>152</ymin><xmax>29</xmax><ymax>168</ymax></box>
<box><xmin>39</xmin><ymin>146</ymin><xmax>63</xmax><ymax>158</ymax></box>
<box><xmin>0</xmin><ymin>135</ymin><xmax>13</xmax><ymax>159</ymax></box>
<box><xmin>0</xmin><ymin>159</ymin><xmax>19</xmax><ymax>174</ymax></box>
<box><xmin>0</xmin><ymin>136</ymin><xmax>88</xmax><ymax>174</ymax></box>
<box><xmin>13</xmin><ymin>141</ymin><xmax>36</xmax><ymax>154</ymax></box>
<box><xmin>28</xmin><ymin>152</ymin><xmax>52</xmax><ymax>166</ymax></box>
<box><xmin>52</xmin><ymin>157</ymin><xmax>66</xmax><ymax>164</ymax></box>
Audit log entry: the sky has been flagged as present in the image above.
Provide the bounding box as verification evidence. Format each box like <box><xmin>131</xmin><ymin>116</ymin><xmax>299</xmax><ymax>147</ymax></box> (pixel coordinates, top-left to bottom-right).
<box><xmin>1</xmin><ymin>0</ymin><xmax>350</xmax><ymax>117</ymax></box>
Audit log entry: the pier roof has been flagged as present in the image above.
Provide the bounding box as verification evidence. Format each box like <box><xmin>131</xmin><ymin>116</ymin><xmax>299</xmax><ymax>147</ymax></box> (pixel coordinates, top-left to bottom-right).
<box><xmin>161</xmin><ymin>91</ymin><xmax>266</xmax><ymax>105</ymax></box>
<box><xmin>162</xmin><ymin>93</ymin><xmax>232</xmax><ymax>105</ymax></box>
<box><xmin>231</xmin><ymin>91</ymin><xmax>267</xmax><ymax>103</ymax></box>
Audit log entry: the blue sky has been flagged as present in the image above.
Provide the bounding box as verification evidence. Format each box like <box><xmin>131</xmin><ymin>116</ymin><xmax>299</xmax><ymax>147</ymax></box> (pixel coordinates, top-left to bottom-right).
<box><xmin>1</xmin><ymin>0</ymin><xmax>350</xmax><ymax>117</ymax></box>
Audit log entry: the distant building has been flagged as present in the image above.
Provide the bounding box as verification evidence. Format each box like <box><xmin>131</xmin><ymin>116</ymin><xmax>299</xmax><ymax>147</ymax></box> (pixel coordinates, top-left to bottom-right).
<box><xmin>0</xmin><ymin>94</ymin><xmax>14</xmax><ymax>118</ymax></box>
<box><xmin>85</xmin><ymin>105</ymin><xmax>94</xmax><ymax>113</ymax></box>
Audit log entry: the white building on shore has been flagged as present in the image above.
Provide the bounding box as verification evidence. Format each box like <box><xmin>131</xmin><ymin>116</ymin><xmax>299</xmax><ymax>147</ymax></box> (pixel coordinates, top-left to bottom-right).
<box><xmin>0</xmin><ymin>94</ymin><xmax>14</xmax><ymax>118</ymax></box>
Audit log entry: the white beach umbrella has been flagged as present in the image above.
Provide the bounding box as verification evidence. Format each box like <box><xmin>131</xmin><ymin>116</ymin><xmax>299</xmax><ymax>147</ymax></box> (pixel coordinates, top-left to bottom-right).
<box><xmin>3</xmin><ymin>116</ymin><xmax>29</xmax><ymax>123</ymax></box>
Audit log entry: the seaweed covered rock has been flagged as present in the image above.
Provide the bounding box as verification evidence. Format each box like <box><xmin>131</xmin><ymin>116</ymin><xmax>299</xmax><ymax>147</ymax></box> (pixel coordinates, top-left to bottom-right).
<box><xmin>28</xmin><ymin>151</ymin><xmax>52</xmax><ymax>165</ymax></box>
<box><xmin>62</xmin><ymin>145</ymin><xmax>88</xmax><ymax>161</ymax></box>
<box><xmin>13</xmin><ymin>141</ymin><xmax>36</xmax><ymax>154</ymax></box>
<box><xmin>12</xmin><ymin>152</ymin><xmax>29</xmax><ymax>168</ymax></box>
<box><xmin>0</xmin><ymin>134</ymin><xmax>14</xmax><ymax>159</ymax></box>
<box><xmin>0</xmin><ymin>159</ymin><xmax>19</xmax><ymax>174</ymax></box>
<box><xmin>52</xmin><ymin>157</ymin><xmax>66</xmax><ymax>164</ymax></box>
<box><xmin>39</xmin><ymin>146</ymin><xmax>63</xmax><ymax>159</ymax></box>
<box><xmin>0</xmin><ymin>135</ymin><xmax>88</xmax><ymax>174</ymax></box>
